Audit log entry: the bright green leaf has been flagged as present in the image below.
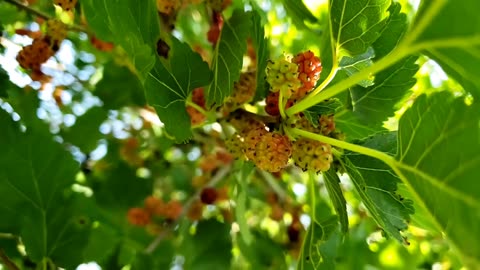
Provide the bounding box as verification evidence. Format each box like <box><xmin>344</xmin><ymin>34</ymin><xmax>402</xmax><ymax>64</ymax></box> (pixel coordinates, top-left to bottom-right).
<box><xmin>412</xmin><ymin>0</ymin><xmax>480</xmax><ymax>98</ymax></box>
<box><xmin>207</xmin><ymin>10</ymin><xmax>252</xmax><ymax>106</ymax></box>
<box><xmin>344</xmin><ymin>132</ymin><xmax>414</xmax><ymax>243</ymax></box>
<box><xmin>393</xmin><ymin>92</ymin><xmax>480</xmax><ymax>266</ymax></box>
<box><xmin>251</xmin><ymin>10</ymin><xmax>269</xmax><ymax>101</ymax></box>
<box><xmin>330</xmin><ymin>0</ymin><xmax>390</xmax><ymax>55</ymax></box>
<box><xmin>323</xmin><ymin>169</ymin><xmax>349</xmax><ymax>233</ymax></box>
<box><xmin>145</xmin><ymin>38</ymin><xmax>211</xmax><ymax>142</ymax></box>
<box><xmin>339</xmin><ymin>47</ymin><xmax>375</xmax><ymax>87</ymax></box>
<box><xmin>82</xmin><ymin>0</ymin><xmax>160</xmax><ymax>78</ymax></box>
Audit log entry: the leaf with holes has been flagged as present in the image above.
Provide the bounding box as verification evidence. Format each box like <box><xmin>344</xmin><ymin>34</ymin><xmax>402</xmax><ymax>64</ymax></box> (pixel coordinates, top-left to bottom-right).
<box><xmin>392</xmin><ymin>92</ymin><xmax>480</xmax><ymax>266</ymax></box>
<box><xmin>343</xmin><ymin>132</ymin><xmax>414</xmax><ymax>243</ymax></box>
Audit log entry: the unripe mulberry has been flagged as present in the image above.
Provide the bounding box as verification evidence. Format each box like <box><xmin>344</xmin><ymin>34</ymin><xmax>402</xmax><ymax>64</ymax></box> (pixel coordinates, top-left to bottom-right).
<box><xmin>319</xmin><ymin>115</ymin><xmax>335</xmax><ymax>136</ymax></box>
<box><xmin>266</xmin><ymin>55</ymin><xmax>302</xmax><ymax>98</ymax></box>
<box><xmin>245</xmin><ymin>128</ymin><xmax>292</xmax><ymax>172</ymax></box>
<box><xmin>157</xmin><ymin>0</ymin><xmax>180</xmax><ymax>15</ymax></box>
<box><xmin>226</xmin><ymin>110</ymin><xmax>266</xmax><ymax>134</ymax></box>
<box><xmin>46</xmin><ymin>19</ymin><xmax>67</xmax><ymax>44</ymax></box>
<box><xmin>53</xmin><ymin>0</ymin><xmax>77</xmax><ymax>11</ymax></box>
<box><xmin>225</xmin><ymin>133</ymin><xmax>246</xmax><ymax>160</ymax></box>
<box><xmin>224</xmin><ymin>71</ymin><xmax>256</xmax><ymax>112</ymax></box>
<box><xmin>292</xmin><ymin>139</ymin><xmax>333</xmax><ymax>173</ymax></box>
<box><xmin>292</xmin><ymin>50</ymin><xmax>322</xmax><ymax>100</ymax></box>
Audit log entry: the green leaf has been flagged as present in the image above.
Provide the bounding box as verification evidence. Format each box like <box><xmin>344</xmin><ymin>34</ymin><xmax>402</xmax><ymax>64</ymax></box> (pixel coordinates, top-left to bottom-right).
<box><xmin>95</xmin><ymin>62</ymin><xmax>146</xmax><ymax>110</ymax></box>
<box><xmin>237</xmin><ymin>231</ymin><xmax>287</xmax><ymax>269</ymax></box>
<box><xmin>0</xmin><ymin>110</ymin><xmax>91</xmax><ymax>268</ymax></box>
<box><xmin>339</xmin><ymin>47</ymin><xmax>375</xmax><ymax>87</ymax></box>
<box><xmin>234</xmin><ymin>161</ymin><xmax>255</xmax><ymax>245</ymax></box>
<box><xmin>145</xmin><ymin>38</ymin><xmax>212</xmax><ymax>142</ymax></box>
<box><xmin>297</xmin><ymin>215</ymin><xmax>339</xmax><ymax>270</ymax></box>
<box><xmin>392</xmin><ymin>92</ymin><xmax>480</xmax><ymax>266</ymax></box>
<box><xmin>281</xmin><ymin>0</ymin><xmax>319</xmax><ymax>31</ymax></box>
<box><xmin>323</xmin><ymin>169</ymin><xmax>348</xmax><ymax>233</ymax></box>
<box><xmin>412</xmin><ymin>0</ymin><xmax>480</xmax><ymax>99</ymax></box>
<box><xmin>304</xmin><ymin>99</ymin><xmax>342</xmax><ymax>127</ymax></box>
<box><xmin>207</xmin><ymin>10</ymin><xmax>252</xmax><ymax>106</ymax></box>
<box><xmin>62</xmin><ymin>106</ymin><xmax>107</xmax><ymax>153</ymax></box>
<box><xmin>182</xmin><ymin>220</ymin><xmax>232</xmax><ymax>270</ymax></box>
<box><xmin>343</xmin><ymin>132</ymin><xmax>414</xmax><ymax>243</ymax></box>
<box><xmin>251</xmin><ymin>10</ymin><xmax>269</xmax><ymax>101</ymax></box>
<box><xmin>0</xmin><ymin>68</ymin><xmax>9</xmax><ymax>98</ymax></box>
<box><xmin>330</xmin><ymin>0</ymin><xmax>390</xmax><ymax>55</ymax></box>
<box><xmin>82</xmin><ymin>0</ymin><xmax>160</xmax><ymax>78</ymax></box>
<box><xmin>335</xmin><ymin>111</ymin><xmax>385</xmax><ymax>141</ymax></box>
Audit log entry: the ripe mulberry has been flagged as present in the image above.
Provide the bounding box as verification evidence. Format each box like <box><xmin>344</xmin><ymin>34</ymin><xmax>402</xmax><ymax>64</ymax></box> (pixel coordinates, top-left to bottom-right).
<box><xmin>265</xmin><ymin>91</ymin><xmax>294</xmax><ymax>117</ymax></box>
<box><xmin>292</xmin><ymin>139</ymin><xmax>333</xmax><ymax>173</ymax></box>
<box><xmin>16</xmin><ymin>37</ymin><xmax>55</xmax><ymax>72</ymax></box>
<box><xmin>127</xmin><ymin>208</ymin><xmax>151</xmax><ymax>226</ymax></box>
<box><xmin>292</xmin><ymin>50</ymin><xmax>322</xmax><ymax>100</ymax></box>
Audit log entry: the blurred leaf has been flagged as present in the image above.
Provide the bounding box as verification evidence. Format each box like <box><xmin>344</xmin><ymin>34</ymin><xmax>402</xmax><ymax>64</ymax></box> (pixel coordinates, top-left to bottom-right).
<box><xmin>234</xmin><ymin>161</ymin><xmax>255</xmax><ymax>245</ymax></box>
<box><xmin>330</xmin><ymin>0</ymin><xmax>390</xmax><ymax>55</ymax></box>
<box><xmin>145</xmin><ymin>38</ymin><xmax>211</xmax><ymax>142</ymax></box>
<box><xmin>0</xmin><ymin>68</ymin><xmax>9</xmax><ymax>98</ymax></box>
<box><xmin>83</xmin><ymin>224</ymin><xmax>119</xmax><ymax>265</ymax></box>
<box><xmin>95</xmin><ymin>62</ymin><xmax>146</xmax><ymax>110</ymax></box>
<box><xmin>281</xmin><ymin>0</ymin><xmax>319</xmax><ymax>31</ymax></box>
<box><xmin>323</xmin><ymin>169</ymin><xmax>348</xmax><ymax>233</ymax></box>
<box><xmin>237</xmin><ymin>231</ymin><xmax>287</xmax><ymax>269</ymax></box>
<box><xmin>339</xmin><ymin>47</ymin><xmax>375</xmax><ymax>88</ymax></box>
<box><xmin>207</xmin><ymin>10</ymin><xmax>251</xmax><ymax>106</ymax></box>
<box><xmin>344</xmin><ymin>132</ymin><xmax>414</xmax><ymax>243</ymax></box>
<box><xmin>251</xmin><ymin>10</ymin><xmax>269</xmax><ymax>101</ymax></box>
<box><xmin>297</xmin><ymin>215</ymin><xmax>339</xmax><ymax>270</ymax></box>
<box><xmin>0</xmin><ymin>110</ymin><xmax>91</xmax><ymax>268</ymax></box>
<box><xmin>0</xmin><ymin>2</ymin><xmax>27</xmax><ymax>24</ymax></box>
<box><xmin>62</xmin><ymin>106</ymin><xmax>107</xmax><ymax>153</ymax></box>
<box><xmin>182</xmin><ymin>220</ymin><xmax>232</xmax><ymax>270</ymax></box>
<box><xmin>393</xmin><ymin>92</ymin><xmax>480</xmax><ymax>266</ymax></box>
<box><xmin>82</xmin><ymin>0</ymin><xmax>160</xmax><ymax>78</ymax></box>
<box><xmin>413</xmin><ymin>0</ymin><xmax>480</xmax><ymax>99</ymax></box>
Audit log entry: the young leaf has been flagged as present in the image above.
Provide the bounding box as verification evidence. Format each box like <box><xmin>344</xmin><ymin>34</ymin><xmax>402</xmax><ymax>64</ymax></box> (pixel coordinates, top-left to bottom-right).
<box><xmin>411</xmin><ymin>0</ymin><xmax>480</xmax><ymax>99</ymax></box>
<box><xmin>145</xmin><ymin>38</ymin><xmax>212</xmax><ymax>142</ymax></box>
<box><xmin>392</xmin><ymin>92</ymin><xmax>480</xmax><ymax>266</ymax></box>
<box><xmin>0</xmin><ymin>110</ymin><xmax>91</xmax><ymax>268</ymax></box>
<box><xmin>251</xmin><ymin>10</ymin><xmax>270</xmax><ymax>101</ymax></box>
<box><xmin>82</xmin><ymin>0</ymin><xmax>160</xmax><ymax>78</ymax></box>
<box><xmin>330</xmin><ymin>0</ymin><xmax>390</xmax><ymax>55</ymax></box>
<box><xmin>343</xmin><ymin>132</ymin><xmax>414</xmax><ymax>243</ymax></box>
<box><xmin>207</xmin><ymin>10</ymin><xmax>252</xmax><ymax>106</ymax></box>
<box><xmin>339</xmin><ymin>47</ymin><xmax>375</xmax><ymax>88</ymax></box>
<box><xmin>323</xmin><ymin>169</ymin><xmax>349</xmax><ymax>233</ymax></box>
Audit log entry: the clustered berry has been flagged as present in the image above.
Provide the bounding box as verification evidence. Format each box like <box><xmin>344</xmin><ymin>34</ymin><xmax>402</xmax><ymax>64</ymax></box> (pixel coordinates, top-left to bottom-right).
<box><xmin>46</xmin><ymin>19</ymin><xmax>67</xmax><ymax>44</ymax></box>
<box><xmin>156</xmin><ymin>0</ymin><xmax>180</xmax><ymax>15</ymax></box>
<box><xmin>266</xmin><ymin>54</ymin><xmax>302</xmax><ymax>98</ymax></box>
<box><xmin>16</xmin><ymin>37</ymin><xmax>55</xmax><ymax>72</ymax></box>
<box><xmin>292</xmin><ymin>50</ymin><xmax>322</xmax><ymax>99</ymax></box>
<box><xmin>223</xmin><ymin>71</ymin><xmax>256</xmax><ymax>113</ymax></box>
<box><xmin>186</xmin><ymin>88</ymin><xmax>207</xmax><ymax>126</ymax></box>
<box><xmin>127</xmin><ymin>196</ymin><xmax>184</xmax><ymax>228</ymax></box>
<box><xmin>292</xmin><ymin>138</ymin><xmax>333</xmax><ymax>173</ymax></box>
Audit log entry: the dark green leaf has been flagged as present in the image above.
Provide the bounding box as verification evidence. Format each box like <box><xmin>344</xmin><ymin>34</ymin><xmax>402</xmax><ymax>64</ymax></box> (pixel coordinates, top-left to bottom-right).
<box><xmin>237</xmin><ymin>231</ymin><xmax>287</xmax><ymax>269</ymax></box>
<box><xmin>297</xmin><ymin>216</ymin><xmax>339</xmax><ymax>270</ymax></box>
<box><xmin>393</xmin><ymin>92</ymin><xmax>480</xmax><ymax>266</ymax></box>
<box><xmin>251</xmin><ymin>10</ymin><xmax>270</xmax><ymax>101</ymax></box>
<box><xmin>304</xmin><ymin>98</ymin><xmax>343</xmax><ymax>126</ymax></box>
<box><xmin>335</xmin><ymin>111</ymin><xmax>385</xmax><ymax>141</ymax></box>
<box><xmin>330</xmin><ymin>0</ymin><xmax>390</xmax><ymax>55</ymax></box>
<box><xmin>0</xmin><ymin>110</ymin><xmax>91</xmax><ymax>268</ymax></box>
<box><xmin>281</xmin><ymin>0</ymin><xmax>319</xmax><ymax>31</ymax></box>
<box><xmin>413</xmin><ymin>0</ymin><xmax>480</xmax><ymax>99</ymax></box>
<box><xmin>0</xmin><ymin>68</ymin><xmax>9</xmax><ymax>98</ymax></box>
<box><xmin>95</xmin><ymin>62</ymin><xmax>145</xmax><ymax>110</ymax></box>
<box><xmin>145</xmin><ymin>38</ymin><xmax>211</xmax><ymax>142</ymax></box>
<box><xmin>82</xmin><ymin>0</ymin><xmax>160</xmax><ymax>78</ymax></box>
<box><xmin>62</xmin><ymin>106</ymin><xmax>107</xmax><ymax>153</ymax></box>
<box><xmin>182</xmin><ymin>220</ymin><xmax>232</xmax><ymax>270</ymax></box>
<box><xmin>207</xmin><ymin>10</ymin><xmax>251</xmax><ymax>106</ymax></box>
<box><xmin>343</xmin><ymin>132</ymin><xmax>414</xmax><ymax>243</ymax></box>
<box><xmin>323</xmin><ymin>169</ymin><xmax>348</xmax><ymax>233</ymax></box>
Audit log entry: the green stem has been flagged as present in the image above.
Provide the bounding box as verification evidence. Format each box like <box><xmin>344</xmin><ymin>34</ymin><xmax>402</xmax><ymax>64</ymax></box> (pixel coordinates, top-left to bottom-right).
<box><xmin>186</xmin><ymin>100</ymin><xmax>208</xmax><ymax>116</ymax></box>
<box><xmin>278</xmin><ymin>90</ymin><xmax>287</xmax><ymax>119</ymax></box>
<box><xmin>285</xmin><ymin>44</ymin><xmax>412</xmax><ymax>116</ymax></box>
<box><xmin>289</xmin><ymin>128</ymin><xmax>396</xmax><ymax>166</ymax></box>
<box><xmin>308</xmin><ymin>171</ymin><xmax>316</xmax><ymax>221</ymax></box>
<box><xmin>3</xmin><ymin>0</ymin><xmax>89</xmax><ymax>33</ymax></box>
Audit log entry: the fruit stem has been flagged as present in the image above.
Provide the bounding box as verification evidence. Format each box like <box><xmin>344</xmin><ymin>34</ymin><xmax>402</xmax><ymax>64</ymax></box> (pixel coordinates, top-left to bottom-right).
<box><xmin>0</xmin><ymin>249</ymin><xmax>19</xmax><ymax>270</ymax></box>
<box><xmin>307</xmin><ymin>60</ymin><xmax>339</xmax><ymax>98</ymax></box>
<box><xmin>278</xmin><ymin>90</ymin><xmax>287</xmax><ymax>119</ymax></box>
<box><xmin>186</xmin><ymin>100</ymin><xmax>208</xmax><ymax>117</ymax></box>
<box><xmin>4</xmin><ymin>0</ymin><xmax>90</xmax><ymax>34</ymax></box>
<box><xmin>285</xmin><ymin>45</ymin><xmax>411</xmax><ymax>116</ymax></box>
<box><xmin>289</xmin><ymin>128</ymin><xmax>396</xmax><ymax>166</ymax></box>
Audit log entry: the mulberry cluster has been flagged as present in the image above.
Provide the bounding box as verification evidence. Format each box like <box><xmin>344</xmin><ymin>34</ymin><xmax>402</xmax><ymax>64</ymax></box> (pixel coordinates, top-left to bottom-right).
<box><xmin>292</xmin><ymin>138</ymin><xmax>333</xmax><ymax>173</ymax></box>
<box><xmin>292</xmin><ymin>50</ymin><xmax>322</xmax><ymax>100</ymax></box>
<box><xmin>53</xmin><ymin>0</ymin><xmax>77</xmax><ymax>11</ymax></box>
<box><xmin>46</xmin><ymin>19</ymin><xmax>67</xmax><ymax>44</ymax></box>
<box><xmin>266</xmin><ymin>54</ymin><xmax>302</xmax><ymax>98</ymax></box>
<box><xmin>16</xmin><ymin>37</ymin><xmax>55</xmax><ymax>72</ymax></box>
<box><xmin>223</xmin><ymin>71</ymin><xmax>256</xmax><ymax>113</ymax></box>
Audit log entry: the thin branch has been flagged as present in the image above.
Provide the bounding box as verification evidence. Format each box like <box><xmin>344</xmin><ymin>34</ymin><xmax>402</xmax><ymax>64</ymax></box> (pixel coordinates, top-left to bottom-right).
<box><xmin>144</xmin><ymin>165</ymin><xmax>232</xmax><ymax>254</ymax></box>
<box><xmin>258</xmin><ymin>169</ymin><xmax>288</xmax><ymax>202</ymax></box>
<box><xmin>3</xmin><ymin>0</ymin><xmax>90</xmax><ymax>34</ymax></box>
<box><xmin>0</xmin><ymin>249</ymin><xmax>20</xmax><ymax>270</ymax></box>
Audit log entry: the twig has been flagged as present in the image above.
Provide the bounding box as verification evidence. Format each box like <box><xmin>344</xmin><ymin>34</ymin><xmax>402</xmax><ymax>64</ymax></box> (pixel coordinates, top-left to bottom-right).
<box><xmin>144</xmin><ymin>165</ymin><xmax>232</xmax><ymax>254</ymax></box>
<box><xmin>3</xmin><ymin>0</ymin><xmax>90</xmax><ymax>33</ymax></box>
<box><xmin>0</xmin><ymin>249</ymin><xmax>20</xmax><ymax>270</ymax></box>
<box><xmin>258</xmin><ymin>169</ymin><xmax>288</xmax><ymax>202</ymax></box>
